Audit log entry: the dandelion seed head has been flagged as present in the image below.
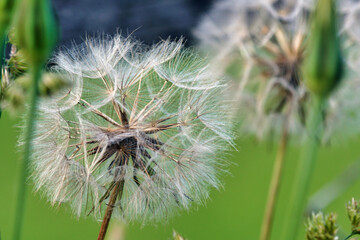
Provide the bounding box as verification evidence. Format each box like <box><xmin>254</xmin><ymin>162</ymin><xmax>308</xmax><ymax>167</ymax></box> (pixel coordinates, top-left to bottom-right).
<box><xmin>195</xmin><ymin>0</ymin><xmax>360</xmax><ymax>142</ymax></box>
<box><xmin>26</xmin><ymin>34</ymin><xmax>232</xmax><ymax>223</ymax></box>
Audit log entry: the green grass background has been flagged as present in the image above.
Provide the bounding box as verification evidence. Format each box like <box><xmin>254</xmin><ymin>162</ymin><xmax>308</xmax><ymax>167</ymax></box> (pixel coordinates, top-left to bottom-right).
<box><xmin>1</xmin><ymin>112</ymin><xmax>360</xmax><ymax>240</ymax></box>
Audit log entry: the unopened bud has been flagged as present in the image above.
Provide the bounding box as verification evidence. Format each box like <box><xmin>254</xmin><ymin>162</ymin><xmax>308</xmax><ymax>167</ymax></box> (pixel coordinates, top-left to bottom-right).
<box><xmin>303</xmin><ymin>0</ymin><xmax>343</xmax><ymax>97</ymax></box>
<box><xmin>14</xmin><ymin>0</ymin><xmax>59</xmax><ymax>65</ymax></box>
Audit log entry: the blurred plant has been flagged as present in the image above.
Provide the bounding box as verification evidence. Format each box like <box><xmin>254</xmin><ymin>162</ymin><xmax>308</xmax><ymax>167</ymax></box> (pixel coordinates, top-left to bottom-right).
<box><xmin>12</xmin><ymin>0</ymin><xmax>59</xmax><ymax>240</ymax></box>
<box><xmin>306</xmin><ymin>212</ymin><xmax>338</xmax><ymax>240</ymax></box>
<box><xmin>24</xmin><ymin>35</ymin><xmax>232</xmax><ymax>239</ymax></box>
<box><xmin>303</xmin><ymin>198</ymin><xmax>360</xmax><ymax>240</ymax></box>
<box><xmin>282</xmin><ymin>0</ymin><xmax>343</xmax><ymax>239</ymax></box>
<box><xmin>0</xmin><ymin>0</ymin><xmax>15</xmax><ymax>39</ymax></box>
<box><xmin>0</xmin><ymin>0</ymin><xmax>17</xmax><ymax>118</ymax></box>
<box><xmin>1</xmin><ymin>28</ymin><xmax>67</xmax><ymax>114</ymax></box>
<box><xmin>3</xmin><ymin>71</ymin><xmax>68</xmax><ymax>113</ymax></box>
<box><xmin>195</xmin><ymin>0</ymin><xmax>360</xmax><ymax>142</ymax></box>
<box><xmin>195</xmin><ymin>1</ymin><xmax>352</xmax><ymax>239</ymax></box>
<box><xmin>6</xmin><ymin>27</ymin><xmax>30</xmax><ymax>77</ymax></box>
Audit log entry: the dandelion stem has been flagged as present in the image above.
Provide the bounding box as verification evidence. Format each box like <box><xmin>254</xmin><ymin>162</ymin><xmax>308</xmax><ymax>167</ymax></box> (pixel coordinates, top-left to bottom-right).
<box><xmin>281</xmin><ymin>96</ymin><xmax>325</xmax><ymax>240</ymax></box>
<box><xmin>12</xmin><ymin>65</ymin><xmax>42</xmax><ymax>240</ymax></box>
<box><xmin>259</xmin><ymin>114</ymin><xmax>289</xmax><ymax>240</ymax></box>
<box><xmin>98</xmin><ymin>180</ymin><xmax>125</xmax><ymax>240</ymax></box>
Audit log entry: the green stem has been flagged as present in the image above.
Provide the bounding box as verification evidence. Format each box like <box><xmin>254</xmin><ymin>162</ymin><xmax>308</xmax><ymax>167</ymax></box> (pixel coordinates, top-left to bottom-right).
<box><xmin>259</xmin><ymin>116</ymin><xmax>289</xmax><ymax>240</ymax></box>
<box><xmin>12</xmin><ymin>65</ymin><xmax>42</xmax><ymax>240</ymax></box>
<box><xmin>344</xmin><ymin>231</ymin><xmax>360</xmax><ymax>240</ymax></box>
<box><xmin>281</xmin><ymin>96</ymin><xmax>326</xmax><ymax>240</ymax></box>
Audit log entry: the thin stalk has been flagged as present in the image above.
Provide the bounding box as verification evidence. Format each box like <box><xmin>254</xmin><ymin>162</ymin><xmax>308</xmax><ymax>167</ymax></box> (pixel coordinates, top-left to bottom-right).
<box><xmin>12</xmin><ymin>65</ymin><xmax>42</xmax><ymax>240</ymax></box>
<box><xmin>344</xmin><ymin>231</ymin><xmax>360</xmax><ymax>240</ymax></box>
<box><xmin>259</xmin><ymin>116</ymin><xmax>289</xmax><ymax>240</ymax></box>
<box><xmin>98</xmin><ymin>180</ymin><xmax>125</xmax><ymax>240</ymax></box>
<box><xmin>281</xmin><ymin>96</ymin><xmax>326</xmax><ymax>240</ymax></box>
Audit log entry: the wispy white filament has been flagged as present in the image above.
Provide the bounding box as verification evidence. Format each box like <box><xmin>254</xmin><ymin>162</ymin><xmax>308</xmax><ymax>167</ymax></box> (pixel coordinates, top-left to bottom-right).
<box><xmin>24</xmin><ymin>34</ymin><xmax>232</xmax><ymax>223</ymax></box>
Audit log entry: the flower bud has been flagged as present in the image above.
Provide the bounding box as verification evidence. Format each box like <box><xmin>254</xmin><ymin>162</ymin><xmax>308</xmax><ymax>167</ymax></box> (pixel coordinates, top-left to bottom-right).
<box><xmin>8</xmin><ymin>47</ymin><xmax>28</xmax><ymax>77</ymax></box>
<box><xmin>14</xmin><ymin>0</ymin><xmax>59</xmax><ymax>65</ymax></box>
<box><xmin>346</xmin><ymin>198</ymin><xmax>360</xmax><ymax>232</ymax></box>
<box><xmin>306</xmin><ymin>212</ymin><xmax>338</xmax><ymax>240</ymax></box>
<box><xmin>303</xmin><ymin>0</ymin><xmax>343</xmax><ymax>97</ymax></box>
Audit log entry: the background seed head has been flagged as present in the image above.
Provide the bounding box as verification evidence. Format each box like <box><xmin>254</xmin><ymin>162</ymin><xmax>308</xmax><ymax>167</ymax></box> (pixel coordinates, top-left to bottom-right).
<box><xmin>194</xmin><ymin>0</ymin><xmax>360</xmax><ymax>143</ymax></box>
<box><xmin>24</xmin><ymin>34</ymin><xmax>233</xmax><ymax>223</ymax></box>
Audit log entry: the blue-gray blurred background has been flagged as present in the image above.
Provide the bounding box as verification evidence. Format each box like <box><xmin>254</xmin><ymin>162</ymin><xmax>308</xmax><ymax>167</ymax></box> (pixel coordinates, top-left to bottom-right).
<box><xmin>52</xmin><ymin>0</ymin><xmax>213</xmax><ymax>46</ymax></box>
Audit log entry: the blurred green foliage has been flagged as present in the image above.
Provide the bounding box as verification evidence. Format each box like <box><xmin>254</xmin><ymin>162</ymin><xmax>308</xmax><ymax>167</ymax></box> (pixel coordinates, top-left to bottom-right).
<box><xmin>2</xmin><ymin>113</ymin><xmax>360</xmax><ymax>239</ymax></box>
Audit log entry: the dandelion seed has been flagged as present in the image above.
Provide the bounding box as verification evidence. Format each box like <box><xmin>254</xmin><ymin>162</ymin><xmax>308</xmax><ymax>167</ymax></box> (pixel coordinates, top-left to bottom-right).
<box><xmin>24</xmin><ymin>34</ymin><xmax>232</xmax><ymax>224</ymax></box>
<box><xmin>195</xmin><ymin>0</ymin><xmax>360</xmax><ymax>142</ymax></box>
